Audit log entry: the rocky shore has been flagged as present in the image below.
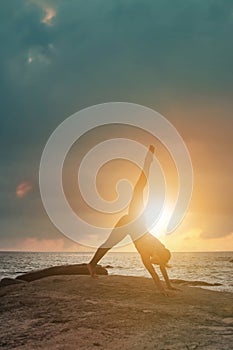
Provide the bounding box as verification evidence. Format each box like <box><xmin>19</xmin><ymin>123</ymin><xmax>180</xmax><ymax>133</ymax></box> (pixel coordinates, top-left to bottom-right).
<box><xmin>0</xmin><ymin>274</ymin><xmax>233</xmax><ymax>349</ymax></box>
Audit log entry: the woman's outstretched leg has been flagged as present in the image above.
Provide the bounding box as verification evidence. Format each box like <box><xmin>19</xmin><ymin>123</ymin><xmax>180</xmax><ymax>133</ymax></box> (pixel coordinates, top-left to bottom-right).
<box><xmin>128</xmin><ymin>145</ymin><xmax>155</xmax><ymax>218</ymax></box>
<box><xmin>87</xmin><ymin>215</ymin><xmax>129</xmax><ymax>277</ymax></box>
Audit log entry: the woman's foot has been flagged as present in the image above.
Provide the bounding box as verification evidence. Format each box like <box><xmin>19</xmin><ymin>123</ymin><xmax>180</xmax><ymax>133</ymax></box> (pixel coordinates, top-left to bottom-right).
<box><xmin>87</xmin><ymin>263</ymin><xmax>98</xmax><ymax>278</ymax></box>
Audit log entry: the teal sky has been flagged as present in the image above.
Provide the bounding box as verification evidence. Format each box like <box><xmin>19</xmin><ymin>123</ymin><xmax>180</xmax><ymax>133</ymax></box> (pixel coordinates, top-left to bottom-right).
<box><xmin>0</xmin><ymin>0</ymin><xmax>233</xmax><ymax>251</ymax></box>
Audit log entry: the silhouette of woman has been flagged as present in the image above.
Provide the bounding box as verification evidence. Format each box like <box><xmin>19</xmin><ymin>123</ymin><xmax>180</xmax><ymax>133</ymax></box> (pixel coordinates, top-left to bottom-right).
<box><xmin>87</xmin><ymin>145</ymin><xmax>176</xmax><ymax>295</ymax></box>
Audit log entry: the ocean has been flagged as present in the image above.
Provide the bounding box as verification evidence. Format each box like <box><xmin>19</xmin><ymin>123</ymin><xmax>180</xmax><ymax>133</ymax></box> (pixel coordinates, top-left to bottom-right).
<box><xmin>0</xmin><ymin>251</ymin><xmax>232</xmax><ymax>293</ymax></box>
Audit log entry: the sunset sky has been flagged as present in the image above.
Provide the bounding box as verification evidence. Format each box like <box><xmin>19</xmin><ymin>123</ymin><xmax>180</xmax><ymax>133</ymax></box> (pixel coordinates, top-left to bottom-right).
<box><xmin>1</xmin><ymin>0</ymin><xmax>233</xmax><ymax>252</ymax></box>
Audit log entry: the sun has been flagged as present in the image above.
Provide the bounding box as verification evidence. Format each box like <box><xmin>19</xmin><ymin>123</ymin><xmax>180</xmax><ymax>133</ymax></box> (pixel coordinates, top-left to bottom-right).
<box><xmin>145</xmin><ymin>202</ymin><xmax>173</xmax><ymax>238</ymax></box>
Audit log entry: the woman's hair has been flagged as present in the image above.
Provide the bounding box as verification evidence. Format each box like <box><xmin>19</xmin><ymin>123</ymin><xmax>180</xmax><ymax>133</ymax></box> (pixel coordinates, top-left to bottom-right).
<box><xmin>160</xmin><ymin>248</ymin><xmax>171</xmax><ymax>267</ymax></box>
<box><xmin>151</xmin><ymin>248</ymin><xmax>172</xmax><ymax>267</ymax></box>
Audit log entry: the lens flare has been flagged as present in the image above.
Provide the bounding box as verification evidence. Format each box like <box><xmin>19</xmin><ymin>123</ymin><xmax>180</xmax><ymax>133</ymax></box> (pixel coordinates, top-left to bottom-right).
<box><xmin>16</xmin><ymin>181</ymin><xmax>32</xmax><ymax>198</ymax></box>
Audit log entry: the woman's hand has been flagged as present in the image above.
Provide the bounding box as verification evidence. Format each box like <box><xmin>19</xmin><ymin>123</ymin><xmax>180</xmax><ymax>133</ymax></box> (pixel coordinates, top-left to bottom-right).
<box><xmin>159</xmin><ymin>288</ymin><xmax>170</xmax><ymax>297</ymax></box>
<box><xmin>149</xmin><ymin>145</ymin><xmax>155</xmax><ymax>153</ymax></box>
<box><xmin>159</xmin><ymin>287</ymin><xmax>176</xmax><ymax>297</ymax></box>
<box><xmin>145</xmin><ymin>145</ymin><xmax>156</xmax><ymax>165</ymax></box>
<box><xmin>166</xmin><ymin>285</ymin><xmax>181</xmax><ymax>291</ymax></box>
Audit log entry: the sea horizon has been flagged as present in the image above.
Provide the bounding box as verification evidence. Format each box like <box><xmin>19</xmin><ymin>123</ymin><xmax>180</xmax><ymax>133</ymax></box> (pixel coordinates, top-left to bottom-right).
<box><xmin>1</xmin><ymin>251</ymin><xmax>233</xmax><ymax>294</ymax></box>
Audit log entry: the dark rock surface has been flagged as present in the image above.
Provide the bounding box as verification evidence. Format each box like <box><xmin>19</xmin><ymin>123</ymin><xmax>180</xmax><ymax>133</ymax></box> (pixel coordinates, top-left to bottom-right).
<box><xmin>0</xmin><ymin>278</ymin><xmax>26</xmax><ymax>287</ymax></box>
<box><xmin>104</xmin><ymin>265</ymin><xmax>114</xmax><ymax>268</ymax></box>
<box><xmin>16</xmin><ymin>264</ymin><xmax>108</xmax><ymax>282</ymax></box>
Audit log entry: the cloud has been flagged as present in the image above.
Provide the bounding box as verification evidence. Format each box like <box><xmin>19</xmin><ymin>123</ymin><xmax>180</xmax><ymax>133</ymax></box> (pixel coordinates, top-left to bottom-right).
<box><xmin>0</xmin><ymin>236</ymin><xmax>92</xmax><ymax>252</ymax></box>
<box><xmin>41</xmin><ymin>7</ymin><xmax>56</xmax><ymax>25</ymax></box>
<box><xmin>200</xmin><ymin>220</ymin><xmax>233</xmax><ymax>240</ymax></box>
<box><xmin>29</xmin><ymin>0</ymin><xmax>57</xmax><ymax>25</ymax></box>
<box><xmin>16</xmin><ymin>181</ymin><xmax>32</xmax><ymax>198</ymax></box>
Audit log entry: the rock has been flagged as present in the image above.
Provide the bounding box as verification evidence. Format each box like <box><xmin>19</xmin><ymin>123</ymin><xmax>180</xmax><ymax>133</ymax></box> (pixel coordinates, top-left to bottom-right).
<box><xmin>222</xmin><ymin>317</ymin><xmax>233</xmax><ymax>326</ymax></box>
<box><xmin>0</xmin><ymin>278</ymin><xmax>26</xmax><ymax>287</ymax></box>
<box><xmin>189</xmin><ymin>281</ymin><xmax>222</xmax><ymax>287</ymax></box>
<box><xmin>16</xmin><ymin>264</ymin><xmax>108</xmax><ymax>282</ymax></box>
<box><xmin>229</xmin><ymin>259</ymin><xmax>233</xmax><ymax>263</ymax></box>
<box><xmin>171</xmin><ymin>279</ymin><xmax>222</xmax><ymax>286</ymax></box>
<box><xmin>222</xmin><ymin>318</ymin><xmax>233</xmax><ymax>325</ymax></box>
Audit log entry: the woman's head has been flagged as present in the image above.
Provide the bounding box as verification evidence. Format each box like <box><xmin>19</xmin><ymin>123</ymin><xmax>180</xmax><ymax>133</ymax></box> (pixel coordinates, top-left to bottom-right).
<box><xmin>151</xmin><ymin>248</ymin><xmax>171</xmax><ymax>267</ymax></box>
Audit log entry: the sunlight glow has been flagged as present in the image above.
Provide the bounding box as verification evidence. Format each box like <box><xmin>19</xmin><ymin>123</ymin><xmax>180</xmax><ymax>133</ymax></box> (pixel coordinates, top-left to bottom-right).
<box><xmin>146</xmin><ymin>203</ymin><xmax>173</xmax><ymax>238</ymax></box>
